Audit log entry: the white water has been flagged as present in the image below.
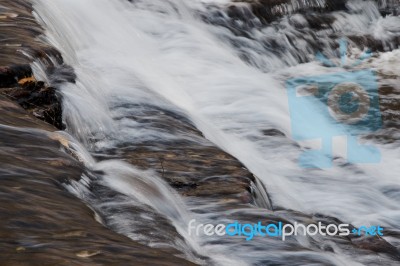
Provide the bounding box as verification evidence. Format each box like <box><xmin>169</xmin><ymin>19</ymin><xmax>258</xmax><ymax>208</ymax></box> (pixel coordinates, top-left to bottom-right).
<box><xmin>33</xmin><ymin>0</ymin><xmax>400</xmax><ymax>265</ymax></box>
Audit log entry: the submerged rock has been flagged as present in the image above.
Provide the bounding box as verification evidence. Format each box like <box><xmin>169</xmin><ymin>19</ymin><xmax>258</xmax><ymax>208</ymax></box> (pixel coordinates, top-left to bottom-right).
<box><xmin>0</xmin><ymin>94</ymin><xmax>197</xmax><ymax>266</ymax></box>
<box><xmin>0</xmin><ymin>0</ymin><xmax>197</xmax><ymax>265</ymax></box>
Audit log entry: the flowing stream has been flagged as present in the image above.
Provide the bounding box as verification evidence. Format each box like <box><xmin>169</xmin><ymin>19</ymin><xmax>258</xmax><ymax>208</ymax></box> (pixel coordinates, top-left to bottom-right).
<box><xmin>31</xmin><ymin>0</ymin><xmax>400</xmax><ymax>265</ymax></box>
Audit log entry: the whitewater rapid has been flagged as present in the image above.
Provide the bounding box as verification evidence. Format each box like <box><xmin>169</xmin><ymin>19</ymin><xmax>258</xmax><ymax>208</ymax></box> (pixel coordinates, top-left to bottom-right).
<box><xmin>33</xmin><ymin>0</ymin><xmax>400</xmax><ymax>265</ymax></box>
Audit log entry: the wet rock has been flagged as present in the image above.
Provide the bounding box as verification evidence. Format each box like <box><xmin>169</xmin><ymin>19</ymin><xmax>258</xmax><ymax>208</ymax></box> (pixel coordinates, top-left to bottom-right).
<box><xmin>348</xmin><ymin>35</ymin><xmax>385</xmax><ymax>52</ymax></box>
<box><xmin>230</xmin><ymin>0</ymin><xmax>347</xmax><ymax>25</ymax></box>
<box><xmin>379</xmin><ymin>84</ymin><xmax>400</xmax><ymax>128</ymax></box>
<box><xmin>0</xmin><ymin>1</ymin><xmax>197</xmax><ymax>265</ymax></box>
<box><xmin>108</xmin><ymin>142</ymin><xmax>265</xmax><ymax>205</ymax></box>
<box><xmin>377</xmin><ymin>0</ymin><xmax>400</xmax><ymax>16</ymax></box>
<box><xmin>47</xmin><ymin>64</ymin><xmax>77</xmax><ymax>85</ymax></box>
<box><xmin>0</xmin><ymin>96</ymin><xmax>196</xmax><ymax>266</ymax></box>
<box><xmin>0</xmin><ymin>77</ymin><xmax>64</xmax><ymax>129</ymax></box>
<box><xmin>90</xmin><ymin>102</ymin><xmax>272</xmax><ymax>210</ymax></box>
<box><xmin>262</xmin><ymin>128</ymin><xmax>286</xmax><ymax>136</ymax></box>
<box><xmin>303</xmin><ymin>13</ymin><xmax>336</xmax><ymax>30</ymax></box>
<box><xmin>0</xmin><ymin>0</ymin><xmax>77</xmax><ymax>130</ymax></box>
<box><xmin>351</xmin><ymin>235</ymin><xmax>400</xmax><ymax>260</ymax></box>
<box><xmin>0</xmin><ymin>0</ymin><xmax>64</xmax><ymax>66</ymax></box>
<box><xmin>0</xmin><ymin>65</ymin><xmax>32</xmax><ymax>87</ymax></box>
<box><xmin>201</xmin><ymin>0</ymin><xmax>400</xmax><ymax>72</ymax></box>
<box><xmin>317</xmin><ymin>214</ymin><xmax>400</xmax><ymax>260</ymax></box>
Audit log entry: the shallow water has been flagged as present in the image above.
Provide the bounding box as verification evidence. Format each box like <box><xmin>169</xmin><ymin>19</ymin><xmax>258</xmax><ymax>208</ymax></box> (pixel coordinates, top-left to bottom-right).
<box><xmin>32</xmin><ymin>0</ymin><xmax>400</xmax><ymax>265</ymax></box>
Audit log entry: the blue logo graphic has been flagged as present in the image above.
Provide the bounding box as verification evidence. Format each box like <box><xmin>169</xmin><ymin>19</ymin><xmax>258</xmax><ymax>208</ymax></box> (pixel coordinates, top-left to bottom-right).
<box><xmin>286</xmin><ymin>39</ymin><xmax>381</xmax><ymax>168</ymax></box>
<box><xmin>352</xmin><ymin>225</ymin><xmax>384</xmax><ymax>236</ymax></box>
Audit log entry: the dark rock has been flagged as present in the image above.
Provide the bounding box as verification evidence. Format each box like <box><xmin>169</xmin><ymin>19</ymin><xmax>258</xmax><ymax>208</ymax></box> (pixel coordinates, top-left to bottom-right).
<box><xmin>236</xmin><ymin>0</ymin><xmax>347</xmax><ymax>25</ymax></box>
<box><xmin>90</xmin><ymin>102</ymin><xmax>272</xmax><ymax>208</ymax></box>
<box><xmin>0</xmin><ymin>79</ymin><xmax>64</xmax><ymax>129</ymax></box>
<box><xmin>48</xmin><ymin>64</ymin><xmax>77</xmax><ymax>85</ymax></box>
<box><xmin>348</xmin><ymin>35</ymin><xmax>385</xmax><ymax>52</ymax></box>
<box><xmin>262</xmin><ymin>128</ymin><xmax>286</xmax><ymax>136</ymax></box>
<box><xmin>0</xmin><ymin>64</ymin><xmax>32</xmax><ymax>87</ymax></box>
<box><xmin>376</xmin><ymin>0</ymin><xmax>400</xmax><ymax>16</ymax></box>
<box><xmin>303</xmin><ymin>14</ymin><xmax>336</xmax><ymax>30</ymax></box>
<box><xmin>0</xmin><ymin>0</ymin><xmax>76</xmax><ymax>130</ymax></box>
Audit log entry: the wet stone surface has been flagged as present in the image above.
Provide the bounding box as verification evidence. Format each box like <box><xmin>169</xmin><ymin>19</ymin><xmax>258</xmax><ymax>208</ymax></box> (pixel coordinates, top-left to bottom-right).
<box><xmin>0</xmin><ymin>0</ymin><xmax>197</xmax><ymax>265</ymax></box>
<box><xmin>2</xmin><ymin>0</ymin><xmax>400</xmax><ymax>265</ymax></box>
<box><xmin>0</xmin><ymin>72</ymin><xmax>64</xmax><ymax>129</ymax></box>
<box><xmin>201</xmin><ymin>0</ymin><xmax>400</xmax><ymax>71</ymax></box>
<box><xmin>0</xmin><ymin>97</ymin><xmax>197</xmax><ymax>266</ymax></box>
<box><xmin>91</xmin><ymin>102</ymin><xmax>270</xmax><ymax>207</ymax></box>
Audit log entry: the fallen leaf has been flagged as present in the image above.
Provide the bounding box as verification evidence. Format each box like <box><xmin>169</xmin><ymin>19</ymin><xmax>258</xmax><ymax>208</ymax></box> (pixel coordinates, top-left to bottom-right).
<box><xmin>18</xmin><ymin>76</ymin><xmax>36</xmax><ymax>85</ymax></box>
<box><xmin>49</xmin><ymin>133</ymin><xmax>70</xmax><ymax>148</ymax></box>
<box><xmin>76</xmin><ymin>250</ymin><xmax>101</xmax><ymax>258</ymax></box>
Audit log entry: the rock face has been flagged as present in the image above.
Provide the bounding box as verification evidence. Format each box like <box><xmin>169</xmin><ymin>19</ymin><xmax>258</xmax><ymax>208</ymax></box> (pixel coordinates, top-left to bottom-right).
<box><xmin>202</xmin><ymin>0</ymin><xmax>400</xmax><ymax>71</ymax></box>
<box><xmin>0</xmin><ymin>96</ymin><xmax>196</xmax><ymax>266</ymax></box>
<box><xmin>91</xmin><ymin>103</ymin><xmax>271</xmax><ymax>208</ymax></box>
<box><xmin>0</xmin><ymin>1</ymin><xmax>63</xmax><ymax>66</ymax></box>
<box><xmin>242</xmin><ymin>0</ymin><xmax>347</xmax><ymax>24</ymax></box>
<box><xmin>0</xmin><ymin>1</ymin><xmax>196</xmax><ymax>265</ymax></box>
<box><xmin>0</xmin><ymin>68</ymin><xmax>63</xmax><ymax>129</ymax></box>
<box><xmin>2</xmin><ymin>0</ymin><xmax>400</xmax><ymax>264</ymax></box>
<box><xmin>86</xmin><ymin>96</ymin><xmax>400</xmax><ymax>263</ymax></box>
<box><xmin>0</xmin><ymin>0</ymin><xmax>70</xmax><ymax>130</ymax></box>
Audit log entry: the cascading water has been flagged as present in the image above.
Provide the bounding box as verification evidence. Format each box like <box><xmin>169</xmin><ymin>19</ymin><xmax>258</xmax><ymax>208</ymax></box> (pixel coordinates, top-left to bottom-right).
<box><xmin>31</xmin><ymin>0</ymin><xmax>400</xmax><ymax>265</ymax></box>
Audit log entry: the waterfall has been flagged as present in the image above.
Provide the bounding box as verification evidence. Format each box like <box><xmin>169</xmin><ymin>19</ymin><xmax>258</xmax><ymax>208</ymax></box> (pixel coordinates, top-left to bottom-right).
<box><xmin>32</xmin><ymin>0</ymin><xmax>400</xmax><ymax>265</ymax></box>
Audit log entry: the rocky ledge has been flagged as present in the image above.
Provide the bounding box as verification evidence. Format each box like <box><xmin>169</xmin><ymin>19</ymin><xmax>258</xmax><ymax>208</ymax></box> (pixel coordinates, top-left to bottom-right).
<box><xmin>1</xmin><ymin>0</ymin><xmax>400</xmax><ymax>265</ymax></box>
<box><xmin>0</xmin><ymin>1</ymin><xmax>195</xmax><ymax>265</ymax></box>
